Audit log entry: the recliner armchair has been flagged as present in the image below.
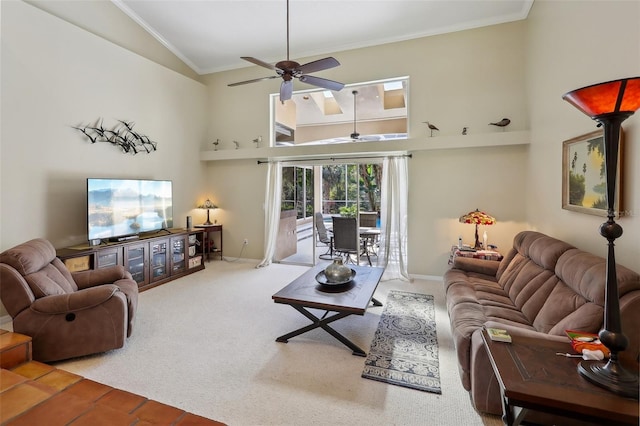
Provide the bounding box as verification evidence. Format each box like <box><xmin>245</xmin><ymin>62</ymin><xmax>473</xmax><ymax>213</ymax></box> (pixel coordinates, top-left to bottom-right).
<box><xmin>0</xmin><ymin>238</ymin><xmax>138</xmax><ymax>362</ymax></box>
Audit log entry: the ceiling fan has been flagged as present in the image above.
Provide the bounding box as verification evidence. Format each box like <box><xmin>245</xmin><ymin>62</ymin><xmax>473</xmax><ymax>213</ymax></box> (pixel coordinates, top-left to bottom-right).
<box><xmin>228</xmin><ymin>0</ymin><xmax>345</xmax><ymax>102</ymax></box>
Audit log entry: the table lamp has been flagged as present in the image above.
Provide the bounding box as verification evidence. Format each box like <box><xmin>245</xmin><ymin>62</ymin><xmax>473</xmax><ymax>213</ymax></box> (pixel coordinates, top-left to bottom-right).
<box><xmin>197</xmin><ymin>199</ymin><xmax>218</xmax><ymax>225</ymax></box>
<box><xmin>459</xmin><ymin>209</ymin><xmax>495</xmax><ymax>249</ymax></box>
<box><xmin>563</xmin><ymin>76</ymin><xmax>640</xmax><ymax>398</ymax></box>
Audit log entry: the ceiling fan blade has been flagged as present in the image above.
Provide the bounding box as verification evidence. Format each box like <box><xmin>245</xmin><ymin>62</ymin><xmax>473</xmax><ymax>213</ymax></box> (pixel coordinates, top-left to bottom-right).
<box><xmin>296</xmin><ymin>57</ymin><xmax>340</xmax><ymax>74</ymax></box>
<box><xmin>298</xmin><ymin>75</ymin><xmax>345</xmax><ymax>91</ymax></box>
<box><xmin>280</xmin><ymin>80</ymin><xmax>293</xmax><ymax>101</ymax></box>
<box><xmin>241</xmin><ymin>57</ymin><xmax>278</xmax><ymax>71</ymax></box>
<box><xmin>228</xmin><ymin>75</ymin><xmax>279</xmax><ymax>87</ymax></box>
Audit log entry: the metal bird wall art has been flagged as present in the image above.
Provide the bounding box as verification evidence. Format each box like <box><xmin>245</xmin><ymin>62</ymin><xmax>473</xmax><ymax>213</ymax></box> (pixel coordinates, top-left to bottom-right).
<box><xmin>73</xmin><ymin>119</ymin><xmax>157</xmax><ymax>154</ymax></box>
<box><xmin>423</xmin><ymin>121</ymin><xmax>440</xmax><ymax>137</ymax></box>
<box><xmin>489</xmin><ymin>118</ymin><xmax>511</xmax><ymax>128</ymax></box>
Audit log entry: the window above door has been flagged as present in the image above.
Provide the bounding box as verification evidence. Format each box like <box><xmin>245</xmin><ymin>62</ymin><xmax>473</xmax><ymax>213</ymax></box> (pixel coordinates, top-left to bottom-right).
<box><xmin>272</xmin><ymin>77</ymin><xmax>409</xmax><ymax>147</ymax></box>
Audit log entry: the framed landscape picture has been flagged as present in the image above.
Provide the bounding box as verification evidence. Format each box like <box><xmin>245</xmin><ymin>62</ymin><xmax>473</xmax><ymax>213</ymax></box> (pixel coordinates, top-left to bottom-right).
<box><xmin>562</xmin><ymin>129</ymin><xmax>623</xmax><ymax>217</ymax></box>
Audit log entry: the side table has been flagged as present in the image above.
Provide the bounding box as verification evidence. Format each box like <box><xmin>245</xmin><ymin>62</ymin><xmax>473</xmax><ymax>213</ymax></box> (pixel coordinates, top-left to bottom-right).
<box><xmin>195</xmin><ymin>224</ymin><xmax>223</xmax><ymax>261</ymax></box>
<box><xmin>448</xmin><ymin>245</ymin><xmax>503</xmax><ymax>265</ymax></box>
<box><xmin>481</xmin><ymin>328</ymin><xmax>639</xmax><ymax>426</ymax></box>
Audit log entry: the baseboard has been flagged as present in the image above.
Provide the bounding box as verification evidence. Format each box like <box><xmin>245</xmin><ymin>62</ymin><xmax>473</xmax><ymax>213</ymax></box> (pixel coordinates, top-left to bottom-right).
<box><xmin>410</xmin><ymin>274</ymin><xmax>443</xmax><ymax>282</ymax></box>
<box><xmin>222</xmin><ymin>256</ymin><xmax>262</xmax><ymax>265</ymax></box>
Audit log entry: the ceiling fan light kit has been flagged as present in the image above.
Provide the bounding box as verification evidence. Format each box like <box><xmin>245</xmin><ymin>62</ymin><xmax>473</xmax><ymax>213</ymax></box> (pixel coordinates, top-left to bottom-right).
<box><xmin>228</xmin><ymin>0</ymin><xmax>345</xmax><ymax>102</ymax></box>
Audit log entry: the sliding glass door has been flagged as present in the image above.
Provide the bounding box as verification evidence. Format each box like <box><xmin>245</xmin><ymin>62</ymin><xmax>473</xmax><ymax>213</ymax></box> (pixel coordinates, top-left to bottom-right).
<box><xmin>276</xmin><ymin>161</ymin><xmax>382</xmax><ymax>266</ymax></box>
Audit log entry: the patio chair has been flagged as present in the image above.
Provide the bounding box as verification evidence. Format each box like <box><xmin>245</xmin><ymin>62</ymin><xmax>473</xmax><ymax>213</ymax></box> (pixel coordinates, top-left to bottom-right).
<box><xmin>359</xmin><ymin>211</ymin><xmax>378</xmax><ymax>227</ymax></box>
<box><xmin>315</xmin><ymin>212</ymin><xmax>334</xmax><ymax>260</ymax></box>
<box><xmin>332</xmin><ymin>216</ymin><xmax>371</xmax><ymax>265</ymax></box>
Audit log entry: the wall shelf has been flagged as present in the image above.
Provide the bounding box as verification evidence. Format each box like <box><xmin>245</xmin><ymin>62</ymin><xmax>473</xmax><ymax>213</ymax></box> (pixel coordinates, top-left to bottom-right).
<box><xmin>199</xmin><ymin>130</ymin><xmax>530</xmax><ymax>162</ymax></box>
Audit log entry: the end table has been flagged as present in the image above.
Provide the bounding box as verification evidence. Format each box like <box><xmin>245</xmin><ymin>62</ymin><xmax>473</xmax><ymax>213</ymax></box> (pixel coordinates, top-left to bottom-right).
<box><xmin>195</xmin><ymin>224</ymin><xmax>223</xmax><ymax>261</ymax></box>
<box><xmin>448</xmin><ymin>245</ymin><xmax>503</xmax><ymax>265</ymax></box>
<box><xmin>482</xmin><ymin>328</ymin><xmax>638</xmax><ymax>425</ymax></box>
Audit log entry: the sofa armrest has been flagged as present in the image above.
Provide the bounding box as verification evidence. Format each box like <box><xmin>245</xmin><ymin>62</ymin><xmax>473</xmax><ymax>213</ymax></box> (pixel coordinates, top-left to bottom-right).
<box><xmin>72</xmin><ymin>266</ymin><xmax>132</xmax><ymax>289</ymax></box>
<box><xmin>30</xmin><ymin>285</ymin><xmax>120</xmax><ymax>314</ymax></box>
<box><xmin>452</xmin><ymin>257</ymin><xmax>500</xmax><ymax>277</ymax></box>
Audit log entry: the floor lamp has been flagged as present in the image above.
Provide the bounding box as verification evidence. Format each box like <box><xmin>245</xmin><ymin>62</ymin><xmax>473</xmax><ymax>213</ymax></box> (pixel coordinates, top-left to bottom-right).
<box><xmin>563</xmin><ymin>76</ymin><xmax>640</xmax><ymax>399</ymax></box>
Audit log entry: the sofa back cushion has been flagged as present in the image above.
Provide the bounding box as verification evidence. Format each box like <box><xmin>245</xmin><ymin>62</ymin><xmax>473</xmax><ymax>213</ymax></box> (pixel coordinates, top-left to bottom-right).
<box><xmin>497</xmin><ymin>231</ymin><xmax>640</xmax><ymax>336</ymax></box>
<box><xmin>0</xmin><ymin>238</ymin><xmax>78</xmax><ymax>298</ymax></box>
<box><xmin>497</xmin><ymin>232</ymin><xmax>575</xmax><ymax>333</ymax></box>
<box><xmin>540</xmin><ymin>249</ymin><xmax>640</xmax><ymax>335</ymax></box>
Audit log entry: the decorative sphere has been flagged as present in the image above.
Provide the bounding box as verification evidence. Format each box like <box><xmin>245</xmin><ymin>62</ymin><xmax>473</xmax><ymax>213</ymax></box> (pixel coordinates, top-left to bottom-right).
<box><xmin>599</xmin><ymin>221</ymin><xmax>623</xmax><ymax>239</ymax></box>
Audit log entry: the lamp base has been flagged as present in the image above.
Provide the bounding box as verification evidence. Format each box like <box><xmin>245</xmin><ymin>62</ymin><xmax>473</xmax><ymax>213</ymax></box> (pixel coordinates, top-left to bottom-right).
<box><xmin>578</xmin><ymin>360</ymin><xmax>639</xmax><ymax>399</ymax></box>
<box><xmin>473</xmin><ymin>224</ymin><xmax>481</xmax><ymax>249</ymax></box>
<box><xmin>203</xmin><ymin>209</ymin><xmax>212</xmax><ymax>226</ymax></box>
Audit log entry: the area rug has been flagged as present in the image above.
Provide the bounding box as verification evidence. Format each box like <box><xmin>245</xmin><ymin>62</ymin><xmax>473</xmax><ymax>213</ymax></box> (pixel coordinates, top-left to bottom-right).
<box><xmin>362</xmin><ymin>290</ymin><xmax>441</xmax><ymax>394</ymax></box>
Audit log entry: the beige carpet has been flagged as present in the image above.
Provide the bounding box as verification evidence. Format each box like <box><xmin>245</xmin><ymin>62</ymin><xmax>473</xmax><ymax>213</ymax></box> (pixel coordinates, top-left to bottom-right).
<box><xmin>53</xmin><ymin>261</ymin><xmax>502</xmax><ymax>426</ymax></box>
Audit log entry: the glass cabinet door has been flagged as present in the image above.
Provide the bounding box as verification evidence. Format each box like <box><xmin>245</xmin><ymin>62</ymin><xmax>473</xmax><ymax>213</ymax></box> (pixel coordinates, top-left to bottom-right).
<box><xmin>171</xmin><ymin>236</ymin><xmax>186</xmax><ymax>273</ymax></box>
<box><xmin>150</xmin><ymin>239</ymin><xmax>169</xmax><ymax>283</ymax></box>
<box><xmin>124</xmin><ymin>243</ymin><xmax>148</xmax><ymax>286</ymax></box>
<box><xmin>96</xmin><ymin>247</ymin><xmax>122</xmax><ymax>269</ymax></box>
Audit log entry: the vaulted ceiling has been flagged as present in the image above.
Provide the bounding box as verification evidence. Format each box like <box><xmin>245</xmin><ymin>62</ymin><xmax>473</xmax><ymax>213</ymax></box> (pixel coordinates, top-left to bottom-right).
<box><xmin>113</xmin><ymin>1</ymin><xmax>532</xmax><ymax>132</ymax></box>
<box><xmin>114</xmin><ymin>0</ymin><xmax>534</xmax><ymax>75</ymax></box>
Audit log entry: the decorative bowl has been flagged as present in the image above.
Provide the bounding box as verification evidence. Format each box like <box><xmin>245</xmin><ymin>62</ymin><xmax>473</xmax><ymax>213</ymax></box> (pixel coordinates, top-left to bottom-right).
<box><xmin>315</xmin><ymin>269</ymin><xmax>356</xmax><ymax>286</ymax></box>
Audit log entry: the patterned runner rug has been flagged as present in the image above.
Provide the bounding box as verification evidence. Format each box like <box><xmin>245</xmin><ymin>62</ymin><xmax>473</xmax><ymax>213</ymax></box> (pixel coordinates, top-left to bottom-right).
<box><xmin>362</xmin><ymin>291</ymin><xmax>441</xmax><ymax>394</ymax></box>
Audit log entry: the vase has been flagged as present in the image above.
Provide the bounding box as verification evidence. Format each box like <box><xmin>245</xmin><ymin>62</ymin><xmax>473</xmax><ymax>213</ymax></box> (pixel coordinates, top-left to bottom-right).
<box><xmin>324</xmin><ymin>258</ymin><xmax>352</xmax><ymax>282</ymax></box>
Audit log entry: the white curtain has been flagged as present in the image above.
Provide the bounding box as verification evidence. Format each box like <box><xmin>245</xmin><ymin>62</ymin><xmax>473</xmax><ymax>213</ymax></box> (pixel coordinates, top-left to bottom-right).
<box><xmin>257</xmin><ymin>161</ymin><xmax>282</xmax><ymax>268</ymax></box>
<box><xmin>377</xmin><ymin>156</ymin><xmax>410</xmax><ymax>281</ymax></box>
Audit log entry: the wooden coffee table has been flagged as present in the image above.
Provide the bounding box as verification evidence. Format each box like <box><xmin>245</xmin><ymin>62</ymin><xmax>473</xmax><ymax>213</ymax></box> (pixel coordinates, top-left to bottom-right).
<box><xmin>272</xmin><ymin>264</ymin><xmax>384</xmax><ymax>356</ymax></box>
<box><xmin>482</xmin><ymin>328</ymin><xmax>639</xmax><ymax>425</ymax></box>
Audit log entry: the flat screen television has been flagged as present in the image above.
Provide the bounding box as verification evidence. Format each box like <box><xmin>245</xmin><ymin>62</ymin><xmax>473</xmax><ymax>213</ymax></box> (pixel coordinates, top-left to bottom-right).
<box><xmin>87</xmin><ymin>178</ymin><xmax>173</xmax><ymax>241</ymax></box>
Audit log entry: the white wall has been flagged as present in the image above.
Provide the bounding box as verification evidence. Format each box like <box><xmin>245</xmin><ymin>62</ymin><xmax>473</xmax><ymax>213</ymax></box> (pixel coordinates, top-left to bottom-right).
<box><xmin>3</xmin><ymin>0</ymin><xmax>637</xmax><ymax>317</ymax></box>
<box><xmin>23</xmin><ymin>0</ymin><xmax>201</xmax><ymax>82</ymax></box>
<box><xmin>525</xmin><ymin>0</ymin><xmax>640</xmax><ymax>270</ymax></box>
<box><xmin>1</xmin><ymin>1</ymin><xmax>209</xmax><ymax>315</ymax></box>
<box><xmin>201</xmin><ymin>21</ymin><xmax>532</xmax><ymax>270</ymax></box>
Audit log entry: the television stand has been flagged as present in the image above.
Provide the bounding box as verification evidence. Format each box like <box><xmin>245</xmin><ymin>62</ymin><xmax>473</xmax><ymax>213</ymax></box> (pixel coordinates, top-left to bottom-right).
<box><xmin>57</xmin><ymin>228</ymin><xmax>205</xmax><ymax>292</ymax></box>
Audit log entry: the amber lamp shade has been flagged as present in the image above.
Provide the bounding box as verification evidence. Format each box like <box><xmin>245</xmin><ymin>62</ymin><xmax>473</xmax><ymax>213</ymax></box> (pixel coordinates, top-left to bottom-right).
<box><xmin>563</xmin><ymin>78</ymin><xmax>640</xmax><ymax>117</ymax></box>
<box><xmin>562</xmin><ymin>77</ymin><xmax>640</xmax><ymax>399</ymax></box>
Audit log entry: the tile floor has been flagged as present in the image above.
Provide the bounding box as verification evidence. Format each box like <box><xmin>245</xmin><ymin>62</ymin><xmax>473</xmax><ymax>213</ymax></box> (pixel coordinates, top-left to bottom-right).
<box><xmin>0</xmin><ymin>329</ymin><xmax>225</xmax><ymax>425</ymax></box>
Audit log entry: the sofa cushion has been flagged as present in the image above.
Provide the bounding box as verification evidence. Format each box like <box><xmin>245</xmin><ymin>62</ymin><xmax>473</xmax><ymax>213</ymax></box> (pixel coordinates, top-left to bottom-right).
<box><xmin>1</xmin><ymin>239</ymin><xmax>78</xmax><ymax>297</ymax></box>
<box><xmin>0</xmin><ymin>238</ymin><xmax>57</xmax><ymax>275</ymax></box>
<box><xmin>24</xmin><ymin>263</ymin><xmax>77</xmax><ymax>298</ymax></box>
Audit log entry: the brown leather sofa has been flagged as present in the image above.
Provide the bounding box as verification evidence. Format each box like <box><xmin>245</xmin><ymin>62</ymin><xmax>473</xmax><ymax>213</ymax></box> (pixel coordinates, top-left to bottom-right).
<box><xmin>444</xmin><ymin>231</ymin><xmax>640</xmax><ymax>414</ymax></box>
<box><xmin>0</xmin><ymin>238</ymin><xmax>138</xmax><ymax>362</ymax></box>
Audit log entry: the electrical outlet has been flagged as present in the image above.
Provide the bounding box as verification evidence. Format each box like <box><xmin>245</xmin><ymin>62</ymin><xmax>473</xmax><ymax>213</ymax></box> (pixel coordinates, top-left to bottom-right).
<box><xmin>243</xmin><ymin>238</ymin><xmax>249</xmax><ymax>245</ymax></box>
